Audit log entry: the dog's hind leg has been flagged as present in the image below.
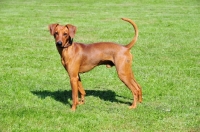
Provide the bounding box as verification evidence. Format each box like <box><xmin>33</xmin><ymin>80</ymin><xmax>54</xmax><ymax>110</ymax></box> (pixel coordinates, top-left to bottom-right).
<box><xmin>132</xmin><ymin>78</ymin><xmax>142</xmax><ymax>103</ymax></box>
<box><xmin>130</xmin><ymin>73</ymin><xmax>142</xmax><ymax>103</ymax></box>
<box><xmin>115</xmin><ymin>56</ymin><xmax>140</xmax><ymax>109</ymax></box>
<box><xmin>118</xmin><ymin>72</ymin><xmax>139</xmax><ymax>109</ymax></box>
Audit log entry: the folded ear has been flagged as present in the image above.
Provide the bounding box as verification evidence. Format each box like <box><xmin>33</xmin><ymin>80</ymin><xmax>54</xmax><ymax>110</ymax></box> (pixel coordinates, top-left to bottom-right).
<box><xmin>48</xmin><ymin>24</ymin><xmax>59</xmax><ymax>35</ymax></box>
<box><xmin>66</xmin><ymin>24</ymin><xmax>77</xmax><ymax>38</ymax></box>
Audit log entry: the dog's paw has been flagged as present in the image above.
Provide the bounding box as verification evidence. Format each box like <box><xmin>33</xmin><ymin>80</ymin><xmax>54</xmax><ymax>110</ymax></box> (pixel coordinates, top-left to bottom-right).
<box><xmin>129</xmin><ymin>105</ymin><xmax>137</xmax><ymax>109</ymax></box>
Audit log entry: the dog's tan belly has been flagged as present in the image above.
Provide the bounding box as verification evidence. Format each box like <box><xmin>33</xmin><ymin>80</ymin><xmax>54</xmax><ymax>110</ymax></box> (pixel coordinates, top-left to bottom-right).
<box><xmin>79</xmin><ymin>65</ymin><xmax>96</xmax><ymax>73</ymax></box>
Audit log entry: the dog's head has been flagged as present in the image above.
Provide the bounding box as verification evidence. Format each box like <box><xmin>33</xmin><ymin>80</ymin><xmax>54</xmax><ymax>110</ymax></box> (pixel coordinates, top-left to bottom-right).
<box><xmin>49</xmin><ymin>23</ymin><xmax>76</xmax><ymax>48</ymax></box>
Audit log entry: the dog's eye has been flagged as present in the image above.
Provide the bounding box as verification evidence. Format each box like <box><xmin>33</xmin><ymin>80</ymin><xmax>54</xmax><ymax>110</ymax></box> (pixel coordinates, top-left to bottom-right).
<box><xmin>63</xmin><ymin>33</ymin><xmax>68</xmax><ymax>36</ymax></box>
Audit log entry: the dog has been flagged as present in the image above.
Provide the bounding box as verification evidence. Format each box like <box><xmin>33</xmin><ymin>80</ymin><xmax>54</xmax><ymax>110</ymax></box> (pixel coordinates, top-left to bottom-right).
<box><xmin>49</xmin><ymin>18</ymin><xmax>142</xmax><ymax>111</ymax></box>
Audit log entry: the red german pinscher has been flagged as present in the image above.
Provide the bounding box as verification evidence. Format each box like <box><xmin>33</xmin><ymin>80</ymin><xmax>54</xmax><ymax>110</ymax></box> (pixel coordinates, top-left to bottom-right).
<box><xmin>49</xmin><ymin>18</ymin><xmax>142</xmax><ymax>111</ymax></box>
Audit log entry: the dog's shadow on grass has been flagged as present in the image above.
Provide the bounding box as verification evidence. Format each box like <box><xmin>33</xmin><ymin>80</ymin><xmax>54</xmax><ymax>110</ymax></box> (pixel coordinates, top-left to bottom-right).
<box><xmin>31</xmin><ymin>89</ymin><xmax>130</xmax><ymax>106</ymax></box>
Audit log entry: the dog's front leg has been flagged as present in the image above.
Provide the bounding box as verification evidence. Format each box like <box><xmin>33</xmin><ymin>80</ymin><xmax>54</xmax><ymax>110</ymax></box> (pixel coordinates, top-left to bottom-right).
<box><xmin>78</xmin><ymin>74</ymin><xmax>86</xmax><ymax>104</ymax></box>
<box><xmin>70</xmin><ymin>76</ymin><xmax>79</xmax><ymax>111</ymax></box>
<box><xmin>62</xmin><ymin>57</ymin><xmax>80</xmax><ymax>110</ymax></box>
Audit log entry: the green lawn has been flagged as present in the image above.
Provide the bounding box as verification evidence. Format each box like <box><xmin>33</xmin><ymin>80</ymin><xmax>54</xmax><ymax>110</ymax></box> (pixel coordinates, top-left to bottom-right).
<box><xmin>0</xmin><ymin>0</ymin><xmax>199</xmax><ymax>131</ymax></box>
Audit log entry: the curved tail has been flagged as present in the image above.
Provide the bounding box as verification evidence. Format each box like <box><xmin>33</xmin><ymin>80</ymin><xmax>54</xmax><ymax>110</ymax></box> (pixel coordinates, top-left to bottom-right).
<box><xmin>121</xmin><ymin>18</ymin><xmax>138</xmax><ymax>49</ymax></box>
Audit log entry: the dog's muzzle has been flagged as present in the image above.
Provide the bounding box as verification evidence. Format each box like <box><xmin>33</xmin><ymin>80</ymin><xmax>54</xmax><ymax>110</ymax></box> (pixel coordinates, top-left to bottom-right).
<box><xmin>56</xmin><ymin>41</ymin><xmax>62</xmax><ymax>46</ymax></box>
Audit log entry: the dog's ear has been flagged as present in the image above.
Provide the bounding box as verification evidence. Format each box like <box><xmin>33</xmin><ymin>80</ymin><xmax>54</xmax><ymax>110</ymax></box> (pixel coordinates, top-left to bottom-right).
<box><xmin>66</xmin><ymin>24</ymin><xmax>77</xmax><ymax>38</ymax></box>
<box><xmin>48</xmin><ymin>24</ymin><xmax>59</xmax><ymax>35</ymax></box>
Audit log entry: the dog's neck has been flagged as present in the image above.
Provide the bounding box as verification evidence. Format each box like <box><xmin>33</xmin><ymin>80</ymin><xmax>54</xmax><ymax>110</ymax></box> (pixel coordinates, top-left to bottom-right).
<box><xmin>56</xmin><ymin>43</ymin><xmax>73</xmax><ymax>57</ymax></box>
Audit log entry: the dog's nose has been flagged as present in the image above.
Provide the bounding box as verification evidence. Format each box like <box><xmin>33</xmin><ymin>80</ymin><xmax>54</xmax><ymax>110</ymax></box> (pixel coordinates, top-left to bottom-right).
<box><xmin>56</xmin><ymin>41</ymin><xmax>62</xmax><ymax>46</ymax></box>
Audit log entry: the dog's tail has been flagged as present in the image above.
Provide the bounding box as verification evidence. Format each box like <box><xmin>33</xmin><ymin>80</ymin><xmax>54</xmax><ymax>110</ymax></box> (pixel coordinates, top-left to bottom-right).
<box><xmin>121</xmin><ymin>18</ymin><xmax>138</xmax><ymax>49</ymax></box>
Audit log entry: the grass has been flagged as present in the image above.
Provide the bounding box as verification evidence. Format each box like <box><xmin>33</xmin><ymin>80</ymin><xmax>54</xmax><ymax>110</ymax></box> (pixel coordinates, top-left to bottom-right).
<box><xmin>0</xmin><ymin>0</ymin><xmax>199</xmax><ymax>131</ymax></box>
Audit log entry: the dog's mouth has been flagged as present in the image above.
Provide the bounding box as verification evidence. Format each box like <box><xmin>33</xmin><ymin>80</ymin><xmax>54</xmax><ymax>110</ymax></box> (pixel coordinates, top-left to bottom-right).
<box><xmin>56</xmin><ymin>39</ymin><xmax>72</xmax><ymax>48</ymax></box>
<box><xmin>56</xmin><ymin>44</ymin><xmax>63</xmax><ymax>48</ymax></box>
<box><xmin>56</xmin><ymin>45</ymin><xmax>67</xmax><ymax>48</ymax></box>
<box><xmin>56</xmin><ymin>43</ymin><xmax>70</xmax><ymax>48</ymax></box>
